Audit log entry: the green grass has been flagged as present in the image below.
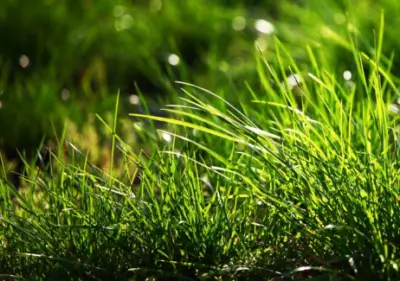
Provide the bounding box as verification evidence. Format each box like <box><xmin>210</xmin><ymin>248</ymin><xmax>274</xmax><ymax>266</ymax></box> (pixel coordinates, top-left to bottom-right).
<box><xmin>2</xmin><ymin>1</ymin><xmax>400</xmax><ymax>280</ymax></box>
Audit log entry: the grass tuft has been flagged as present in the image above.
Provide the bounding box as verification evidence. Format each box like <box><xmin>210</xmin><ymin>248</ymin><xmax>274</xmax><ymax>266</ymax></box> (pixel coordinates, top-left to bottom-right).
<box><xmin>2</xmin><ymin>5</ymin><xmax>400</xmax><ymax>281</ymax></box>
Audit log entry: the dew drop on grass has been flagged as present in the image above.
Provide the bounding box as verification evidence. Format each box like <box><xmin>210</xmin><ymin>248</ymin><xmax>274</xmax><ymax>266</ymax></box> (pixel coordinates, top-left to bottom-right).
<box><xmin>232</xmin><ymin>16</ymin><xmax>246</xmax><ymax>31</ymax></box>
<box><xmin>167</xmin><ymin>54</ymin><xmax>180</xmax><ymax>66</ymax></box>
<box><xmin>0</xmin><ymin>100</ymin><xmax>2</xmax><ymax>109</ymax></box>
<box><xmin>254</xmin><ymin>19</ymin><xmax>275</xmax><ymax>35</ymax></box>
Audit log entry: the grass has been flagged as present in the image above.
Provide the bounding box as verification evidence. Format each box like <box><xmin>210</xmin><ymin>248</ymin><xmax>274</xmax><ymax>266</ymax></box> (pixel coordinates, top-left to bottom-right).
<box><xmin>2</xmin><ymin>1</ymin><xmax>400</xmax><ymax>280</ymax></box>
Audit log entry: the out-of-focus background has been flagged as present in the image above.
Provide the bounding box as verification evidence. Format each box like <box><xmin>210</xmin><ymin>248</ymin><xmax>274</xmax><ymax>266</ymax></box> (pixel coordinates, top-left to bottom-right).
<box><xmin>0</xmin><ymin>0</ymin><xmax>398</xmax><ymax>170</ymax></box>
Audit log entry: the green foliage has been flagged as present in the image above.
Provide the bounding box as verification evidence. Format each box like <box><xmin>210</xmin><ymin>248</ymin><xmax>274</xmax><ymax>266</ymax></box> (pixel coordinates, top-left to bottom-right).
<box><xmin>2</xmin><ymin>0</ymin><xmax>400</xmax><ymax>154</ymax></box>
<box><xmin>2</xmin><ymin>1</ymin><xmax>400</xmax><ymax>280</ymax></box>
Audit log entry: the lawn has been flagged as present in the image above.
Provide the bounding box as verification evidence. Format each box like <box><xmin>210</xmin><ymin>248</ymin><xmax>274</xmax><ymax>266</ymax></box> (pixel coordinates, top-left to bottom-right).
<box><xmin>1</xmin><ymin>0</ymin><xmax>400</xmax><ymax>280</ymax></box>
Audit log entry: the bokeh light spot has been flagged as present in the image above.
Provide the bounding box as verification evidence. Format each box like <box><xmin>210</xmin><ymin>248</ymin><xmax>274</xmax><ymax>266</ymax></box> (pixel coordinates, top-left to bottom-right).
<box><xmin>149</xmin><ymin>0</ymin><xmax>162</xmax><ymax>12</ymax></box>
<box><xmin>113</xmin><ymin>5</ymin><xmax>125</xmax><ymax>17</ymax></box>
<box><xmin>129</xmin><ymin>94</ymin><xmax>140</xmax><ymax>105</ymax></box>
<box><xmin>343</xmin><ymin>70</ymin><xmax>352</xmax><ymax>80</ymax></box>
<box><xmin>19</xmin><ymin>55</ymin><xmax>30</xmax><ymax>68</ymax></box>
<box><xmin>334</xmin><ymin>13</ymin><xmax>346</xmax><ymax>25</ymax></box>
<box><xmin>61</xmin><ymin>88</ymin><xmax>70</xmax><ymax>101</ymax></box>
<box><xmin>121</xmin><ymin>14</ymin><xmax>134</xmax><ymax>29</ymax></box>
<box><xmin>254</xmin><ymin>19</ymin><xmax>275</xmax><ymax>35</ymax></box>
<box><xmin>232</xmin><ymin>16</ymin><xmax>246</xmax><ymax>31</ymax></box>
<box><xmin>254</xmin><ymin>37</ymin><xmax>267</xmax><ymax>51</ymax></box>
<box><xmin>161</xmin><ymin>132</ymin><xmax>172</xmax><ymax>144</ymax></box>
<box><xmin>286</xmin><ymin>74</ymin><xmax>302</xmax><ymax>89</ymax></box>
<box><xmin>168</xmin><ymin>54</ymin><xmax>180</xmax><ymax>66</ymax></box>
<box><xmin>219</xmin><ymin>61</ymin><xmax>229</xmax><ymax>72</ymax></box>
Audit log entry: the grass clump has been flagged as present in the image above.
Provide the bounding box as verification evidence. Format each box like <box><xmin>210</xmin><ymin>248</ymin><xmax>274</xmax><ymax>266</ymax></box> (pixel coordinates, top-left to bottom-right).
<box><xmin>2</xmin><ymin>17</ymin><xmax>400</xmax><ymax>280</ymax></box>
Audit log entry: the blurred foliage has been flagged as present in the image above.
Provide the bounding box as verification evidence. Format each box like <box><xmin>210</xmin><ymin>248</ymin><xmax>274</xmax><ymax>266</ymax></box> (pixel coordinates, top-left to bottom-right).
<box><xmin>0</xmin><ymin>0</ymin><xmax>399</xmax><ymax>161</ymax></box>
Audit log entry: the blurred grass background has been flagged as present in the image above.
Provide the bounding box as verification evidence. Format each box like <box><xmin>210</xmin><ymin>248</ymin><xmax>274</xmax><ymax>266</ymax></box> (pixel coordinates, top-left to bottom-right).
<box><xmin>0</xmin><ymin>0</ymin><xmax>399</xmax><ymax>170</ymax></box>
